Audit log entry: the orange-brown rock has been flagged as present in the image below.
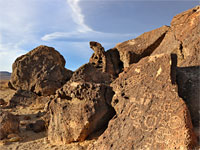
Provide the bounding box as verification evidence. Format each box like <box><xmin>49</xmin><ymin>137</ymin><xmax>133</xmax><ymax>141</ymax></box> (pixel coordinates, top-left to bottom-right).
<box><xmin>89</xmin><ymin>41</ymin><xmax>123</xmax><ymax>77</ymax></box>
<box><xmin>0</xmin><ymin>111</ymin><xmax>19</xmax><ymax>140</ymax></box>
<box><xmin>9</xmin><ymin>45</ymin><xmax>73</xmax><ymax>96</ymax></box>
<box><xmin>115</xmin><ymin>25</ymin><xmax>169</xmax><ymax>68</ymax></box>
<box><xmin>152</xmin><ymin>6</ymin><xmax>200</xmax><ymax>67</ymax></box>
<box><xmin>48</xmin><ymin>81</ymin><xmax>115</xmax><ymax>144</ymax></box>
<box><xmin>88</xmin><ymin>54</ymin><xmax>197</xmax><ymax>150</ymax></box>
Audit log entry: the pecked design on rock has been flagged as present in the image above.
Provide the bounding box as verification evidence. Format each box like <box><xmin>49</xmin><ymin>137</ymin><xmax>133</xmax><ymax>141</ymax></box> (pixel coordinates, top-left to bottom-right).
<box><xmin>87</xmin><ymin>54</ymin><xmax>197</xmax><ymax>150</ymax></box>
<box><xmin>9</xmin><ymin>45</ymin><xmax>73</xmax><ymax>96</ymax></box>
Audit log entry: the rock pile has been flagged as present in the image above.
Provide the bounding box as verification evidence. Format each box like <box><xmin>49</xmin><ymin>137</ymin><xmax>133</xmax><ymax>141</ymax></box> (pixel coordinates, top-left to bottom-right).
<box><xmin>3</xmin><ymin>5</ymin><xmax>199</xmax><ymax>150</ymax></box>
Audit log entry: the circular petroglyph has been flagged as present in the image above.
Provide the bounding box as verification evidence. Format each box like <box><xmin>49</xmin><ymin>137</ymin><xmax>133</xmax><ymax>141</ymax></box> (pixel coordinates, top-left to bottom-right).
<box><xmin>144</xmin><ymin>115</ymin><xmax>157</xmax><ymax>128</ymax></box>
<box><xmin>168</xmin><ymin>115</ymin><xmax>183</xmax><ymax>130</ymax></box>
<box><xmin>155</xmin><ymin>127</ymin><xmax>171</xmax><ymax>143</ymax></box>
<box><xmin>128</xmin><ymin>103</ymin><xmax>143</xmax><ymax>128</ymax></box>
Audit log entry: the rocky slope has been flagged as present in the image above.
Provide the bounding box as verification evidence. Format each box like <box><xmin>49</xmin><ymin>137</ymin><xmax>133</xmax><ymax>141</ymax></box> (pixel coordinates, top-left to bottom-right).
<box><xmin>0</xmin><ymin>6</ymin><xmax>199</xmax><ymax>150</ymax></box>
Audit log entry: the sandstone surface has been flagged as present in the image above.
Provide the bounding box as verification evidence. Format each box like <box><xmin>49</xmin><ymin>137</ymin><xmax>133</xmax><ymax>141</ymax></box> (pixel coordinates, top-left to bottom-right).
<box><xmin>88</xmin><ymin>54</ymin><xmax>197</xmax><ymax>150</ymax></box>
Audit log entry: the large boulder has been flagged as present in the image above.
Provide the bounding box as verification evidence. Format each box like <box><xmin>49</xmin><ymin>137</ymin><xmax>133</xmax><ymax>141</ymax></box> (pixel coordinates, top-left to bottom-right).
<box><xmin>89</xmin><ymin>41</ymin><xmax>123</xmax><ymax>77</ymax></box>
<box><xmin>115</xmin><ymin>25</ymin><xmax>169</xmax><ymax>68</ymax></box>
<box><xmin>9</xmin><ymin>45</ymin><xmax>73</xmax><ymax>96</ymax></box>
<box><xmin>88</xmin><ymin>54</ymin><xmax>197</xmax><ymax>150</ymax></box>
<box><xmin>152</xmin><ymin>6</ymin><xmax>200</xmax><ymax>67</ymax></box>
<box><xmin>0</xmin><ymin>111</ymin><xmax>19</xmax><ymax>140</ymax></box>
<box><xmin>48</xmin><ymin>81</ymin><xmax>115</xmax><ymax>144</ymax></box>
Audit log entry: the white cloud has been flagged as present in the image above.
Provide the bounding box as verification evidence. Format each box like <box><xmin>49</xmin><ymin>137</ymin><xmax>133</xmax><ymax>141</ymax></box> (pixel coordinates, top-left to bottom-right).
<box><xmin>67</xmin><ymin>0</ymin><xmax>93</xmax><ymax>32</ymax></box>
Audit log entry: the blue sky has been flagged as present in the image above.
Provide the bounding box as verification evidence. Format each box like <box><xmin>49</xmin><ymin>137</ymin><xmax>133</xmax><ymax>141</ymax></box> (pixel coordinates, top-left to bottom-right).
<box><xmin>0</xmin><ymin>0</ymin><xmax>199</xmax><ymax>72</ymax></box>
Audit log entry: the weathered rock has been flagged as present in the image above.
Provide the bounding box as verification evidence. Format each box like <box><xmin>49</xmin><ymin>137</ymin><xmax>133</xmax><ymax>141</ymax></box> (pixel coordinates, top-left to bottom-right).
<box><xmin>8</xmin><ymin>90</ymin><xmax>37</xmax><ymax>107</ymax></box>
<box><xmin>88</xmin><ymin>54</ymin><xmax>197</xmax><ymax>150</ymax></box>
<box><xmin>9</xmin><ymin>45</ymin><xmax>73</xmax><ymax>96</ymax></box>
<box><xmin>71</xmin><ymin>63</ymin><xmax>112</xmax><ymax>84</ymax></box>
<box><xmin>152</xmin><ymin>6</ymin><xmax>200</xmax><ymax>67</ymax></box>
<box><xmin>0</xmin><ymin>111</ymin><xmax>19</xmax><ymax>140</ymax></box>
<box><xmin>48</xmin><ymin>81</ymin><xmax>115</xmax><ymax>144</ymax></box>
<box><xmin>89</xmin><ymin>41</ymin><xmax>123</xmax><ymax>77</ymax></box>
<box><xmin>176</xmin><ymin>66</ymin><xmax>200</xmax><ymax>127</ymax></box>
<box><xmin>115</xmin><ymin>25</ymin><xmax>169</xmax><ymax>68</ymax></box>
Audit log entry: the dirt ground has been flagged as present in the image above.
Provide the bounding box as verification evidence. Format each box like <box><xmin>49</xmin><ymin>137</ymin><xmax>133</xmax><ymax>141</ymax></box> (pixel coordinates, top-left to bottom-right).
<box><xmin>0</xmin><ymin>80</ymin><xmax>94</xmax><ymax>150</ymax></box>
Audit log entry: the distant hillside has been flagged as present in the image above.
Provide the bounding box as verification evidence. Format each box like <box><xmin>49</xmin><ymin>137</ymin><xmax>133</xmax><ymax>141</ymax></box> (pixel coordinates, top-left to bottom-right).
<box><xmin>0</xmin><ymin>71</ymin><xmax>11</xmax><ymax>80</ymax></box>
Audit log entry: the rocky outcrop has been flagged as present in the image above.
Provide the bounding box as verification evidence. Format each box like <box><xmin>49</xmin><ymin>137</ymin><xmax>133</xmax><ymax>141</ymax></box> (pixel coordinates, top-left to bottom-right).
<box><xmin>89</xmin><ymin>41</ymin><xmax>123</xmax><ymax>77</ymax></box>
<box><xmin>152</xmin><ymin>6</ymin><xmax>200</xmax><ymax>67</ymax></box>
<box><xmin>70</xmin><ymin>63</ymin><xmax>112</xmax><ymax>84</ymax></box>
<box><xmin>88</xmin><ymin>54</ymin><xmax>197</xmax><ymax>150</ymax></box>
<box><xmin>9</xmin><ymin>45</ymin><xmax>73</xmax><ymax>96</ymax></box>
<box><xmin>48</xmin><ymin>81</ymin><xmax>115</xmax><ymax>144</ymax></box>
<box><xmin>115</xmin><ymin>25</ymin><xmax>169</xmax><ymax>68</ymax></box>
<box><xmin>0</xmin><ymin>111</ymin><xmax>19</xmax><ymax>140</ymax></box>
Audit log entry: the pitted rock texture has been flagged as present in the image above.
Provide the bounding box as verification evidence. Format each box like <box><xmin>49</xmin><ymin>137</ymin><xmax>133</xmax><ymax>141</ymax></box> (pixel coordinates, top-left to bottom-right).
<box><xmin>0</xmin><ymin>111</ymin><xmax>19</xmax><ymax>140</ymax></box>
<box><xmin>9</xmin><ymin>45</ymin><xmax>73</xmax><ymax>96</ymax></box>
<box><xmin>9</xmin><ymin>90</ymin><xmax>38</xmax><ymax>107</ymax></box>
<box><xmin>88</xmin><ymin>54</ymin><xmax>197</xmax><ymax>150</ymax></box>
<box><xmin>176</xmin><ymin>66</ymin><xmax>200</xmax><ymax>127</ymax></box>
<box><xmin>89</xmin><ymin>41</ymin><xmax>123</xmax><ymax>77</ymax></box>
<box><xmin>115</xmin><ymin>25</ymin><xmax>169</xmax><ymax>68</ymax></box>
<box><xmin>48</xmin><ymin>81</ymin><xmax>115</xmax><ymax>144</ymax></box>
<box><xmin>71</xmin><ymin>63</ymin><xmax>112</xmax><ymax>84</ymax></box>
<box><xmin>152</xmin><ymin>6</ymin><xmax>200</xmax><ymax>67</ymax></box>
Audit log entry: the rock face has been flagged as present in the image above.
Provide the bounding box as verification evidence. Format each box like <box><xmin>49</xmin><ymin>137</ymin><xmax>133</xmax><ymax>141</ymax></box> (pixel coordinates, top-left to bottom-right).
<box><xmin>176</xmin><ymin>66</ymin><xmax>200</xmax><ymax>127</ymax></box>
<box><xmin>88</xmin><ymin>54</ymin><xmax>197</xmax><ymax>150</ymax></box>
<box><xmin>89</xmin><ymin>41</ymin><xmax>123</xmax><ymax>77</ymax></box>
<box><xmin>70</xmin><ymin>63</ymin><xmax>112</xmax><ymax>84</ymax></box>
<box><xmin>48</xmin><ymin>81</ymin><xmax>115</xmax><ymax>144</ymax></box>
<box><xmin>9</xmin><ymin>45</ymin><xmax>73</xmax><ymax>96</ymax></box>
<box><xmin>115</xmin><ymin>25</ymin><xmax>169</xmax><ymax>68</ymax></box>
<box><xmin>0</xmin><ymin>111</ymin><xmax>19</xmax><ymax>140</ymax></box>
<box><xmin>152</xmin><ymin>6</ymin><xmax>200</xmax><ymax>67</ymax></box>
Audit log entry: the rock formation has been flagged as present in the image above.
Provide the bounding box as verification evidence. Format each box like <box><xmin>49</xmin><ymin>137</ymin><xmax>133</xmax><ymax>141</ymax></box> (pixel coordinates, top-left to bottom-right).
<box><xmin>48</xmin><ymin>81</ymin><xmax>115</xmax><ymax>144</ymax></box>
<box><xmin>88</xmin><ymin>54</ymin><xmax>197</xmax><ymax>150</ymax></box>
<box><xmin>115</xmin><ymin>25</ymin><xmax>169</xmax><ymax>68</ymax></box>
<box><xmin>89</xmin><ymin>41</ymin><xmax>123</xmax><ymax>77</ymax></box>
<box><xmin>152</xmin><ymin>6</ymin><xmax>200</xmax><ymax>67</ymax></box>
<box><xmin>9</xmin><ymin>45</ymin><xmax>73</xmax><ymax>96</ymax></box>
<box><xmin>0</xmin><ymin>111</ymin><xmax>19</xmax><ymax>140</ymax></box>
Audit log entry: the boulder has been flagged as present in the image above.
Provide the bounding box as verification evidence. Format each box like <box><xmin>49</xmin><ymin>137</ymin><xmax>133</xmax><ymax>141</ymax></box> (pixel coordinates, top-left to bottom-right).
<box><xmin>89</xmin><ymin>42</ymin><xmax>123</xmax><ymax>77</ymax></box>
<box><xmin>152</xmin><ymin>6</ymin><xmax>200</xmax><ymax>67</ymax></box>
<box><xmin>88</xmin><ymin>54</ymin><xmax>197</xmax><ymax>150</ymax></box>
<box><xmin>8</xmin><ymin>89</ymin><xmax>38</xmax><ymax>107</ymax></box>
<box><xmin>9</xmin><ymin>45</ymin><xmax>73</xmax><ymax>96</ymax></box>
<box><xmin>48</xmin><ymin>81</ymin><xmax>115</xmax><ymax>144</ymax></box>
<box><xmin>0</xmin><ymin>111</ymin><xmax>19</xmax><ymax>140</ymax></box>
<box><xmin>115</xmin><ymin>25</ymin><xmax>169</xmax><ymax>68</ymax></box>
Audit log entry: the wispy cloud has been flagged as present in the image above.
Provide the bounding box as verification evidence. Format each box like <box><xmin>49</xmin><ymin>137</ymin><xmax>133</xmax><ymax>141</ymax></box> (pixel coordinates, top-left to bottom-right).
<box><xmin>42</xmin><ymin>0</ymin><xmax>137</xmax><ymax>43</ymax></box>
<box><xmin>67</xmin><ymin>0</ymin><xmax>93</xmax><ymax>32</ymax></box>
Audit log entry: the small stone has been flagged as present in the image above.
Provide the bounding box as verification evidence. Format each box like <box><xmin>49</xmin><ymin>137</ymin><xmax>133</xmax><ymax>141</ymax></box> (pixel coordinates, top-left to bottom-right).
<box><xmin>8</xmin><ymin>136</ymin><xmax>21</xmax><ymax>142</ymax></box>
<box><xmin>7</xmin><ymin>133</ymin><xmax>19</xmax><ymax>139</ymax></box>
<box><xmin>0</xmin><ymin>140</ymin><xmax>7</xmax><ymax>145</ymax></box>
